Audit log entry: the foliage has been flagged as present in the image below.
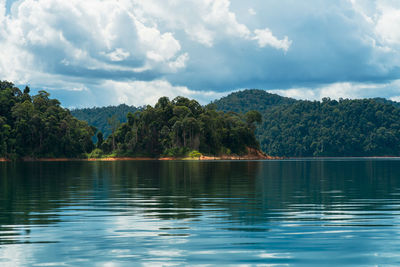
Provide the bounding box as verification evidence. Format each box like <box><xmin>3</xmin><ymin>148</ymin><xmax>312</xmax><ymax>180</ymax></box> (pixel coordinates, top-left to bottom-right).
<box><xmin>210</xmin><ymin>89</ymin><xmax>296</xmax><ymax>113</ymax></box>
<box><xmin>188</xmin><ymin>150</ymin><xmax>202</xmax><ymax>158</ymax></box>
<box><xmin>71</xmin><ymin>104</ymin><xmax>137</xmax><ymax>139</ymax></box>
<box><xmin>87</xmin><ymin>148</ymin><xmax>104</xmax><ymax>159</ymax></box>
<box><xmin>214</xmin><ymin>91</ymin><xmax>400</xmax><ymax>157</ymax></box>
<box><xmin>0</xmin><ymin>81</ymin><xmax>95</xmax><ymax>159</ymax></box>
<box><xmin>100</xmin><ymin>96</ymin><xmax>261</xmax><ymax>157</ymax></box>
<box><xmin>260</xmin><ymin>98</ymin><xmax>400</xmax><ymax>156</ymax></box>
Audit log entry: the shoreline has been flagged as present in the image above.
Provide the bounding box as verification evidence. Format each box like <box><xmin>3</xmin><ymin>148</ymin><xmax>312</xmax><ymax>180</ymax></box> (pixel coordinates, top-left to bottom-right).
<box><xmin>4</xmin><ymin>156</ymin><xmax>400</xmax><ymax>162</ymax></box>
<box><xmin>17</xmin><ymin>155</ymin><xmax>277</xmax><ymax>162</ymax></box>
<box><xmin>1</xmin><ymin>148</ymin><xmax>278</xmax><ymax>162</ymax></box>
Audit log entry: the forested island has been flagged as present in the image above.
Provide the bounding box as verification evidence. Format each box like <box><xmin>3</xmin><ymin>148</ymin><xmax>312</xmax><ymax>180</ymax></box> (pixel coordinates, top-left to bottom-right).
<box><xmin>3</xmin><ymin>80</ymin><xmax>400</xmax><ymax>160</ymax></box>
<box><xmin>86</xmin><ymin>96</ymin><xmax>263</xmax><ymax>159</ymax></box>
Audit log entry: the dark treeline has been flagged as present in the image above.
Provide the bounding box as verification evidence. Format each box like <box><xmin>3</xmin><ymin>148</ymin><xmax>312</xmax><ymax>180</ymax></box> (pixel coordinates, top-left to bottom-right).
<box><xmin>96</xmin><ymin>96</ymin><xmax>261</xmax><ymax>157</ymax></box>
<box><xmin>71</xmin><ymin>104</ymin><xmax>137</xmax><ymax>138</ymax></box>
<box><xmin>0</xmin><ymin>81</ymin><xmax>95</xmax><ymax>159</ymax></box>
<box><xmin>214</xmin><ymin>90</ymin><xmax>400</xmax><ymax>157</ymax></box>
<box><xmin>259</xmin><ymin>98</ymin><xmax>400</xmax><ymax>157</ymax></box>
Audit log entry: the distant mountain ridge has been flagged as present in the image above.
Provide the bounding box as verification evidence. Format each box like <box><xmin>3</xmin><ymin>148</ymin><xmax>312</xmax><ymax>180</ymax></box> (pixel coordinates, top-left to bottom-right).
<box><xmin>71</xmin><ymin>104</ymin><xmax>137</xmax><ymax>138</ymax></box>
<box><xmin>210</xmin><ymin>89</ymin><xmax>297</xmax><ymax>113</ymax></box>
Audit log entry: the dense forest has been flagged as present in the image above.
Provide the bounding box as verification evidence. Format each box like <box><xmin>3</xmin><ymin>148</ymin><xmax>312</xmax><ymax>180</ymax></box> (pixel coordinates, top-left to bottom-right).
<box><xmin>214</xmin><ymin>91</ymin><xmax>400</xmax><ymax>157</ymax></box>
<box><xmin>4</xmin><ymin>79</ymin><xmax>400</xmax><ymax>159</ymax></box>
<box><xmin>71</xmin><ymin>104</ymin><xmax>137</xmax><ymax>138</ymax></box>
<box><xmin>0</xmin><ymin>81</ymin><xmax>95</xmax><ymax>159</ymax></box>
<box><xmin>211</xmin><ymin>89</ymin><xmax>296</xmax><ymax>113</ymax></box>
<box><xmin>95</xmin><ymin>96</ymin><xmax>261</xmax><ymax>157</ymax></box>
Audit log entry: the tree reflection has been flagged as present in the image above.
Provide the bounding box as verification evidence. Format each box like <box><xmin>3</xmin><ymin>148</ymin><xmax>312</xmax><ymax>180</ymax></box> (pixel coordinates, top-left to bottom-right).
<box><xmin>1</xmin><ymin>159</ymin><xmax>400</xmax><ymax>244</ymax></box>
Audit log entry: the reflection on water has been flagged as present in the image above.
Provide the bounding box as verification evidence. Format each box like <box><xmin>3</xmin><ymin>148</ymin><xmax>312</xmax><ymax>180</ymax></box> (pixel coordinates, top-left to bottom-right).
<box><xmin>1</xmin><ymin>160</ymin><xmax>400</xmax><ymax>266</ymax></box>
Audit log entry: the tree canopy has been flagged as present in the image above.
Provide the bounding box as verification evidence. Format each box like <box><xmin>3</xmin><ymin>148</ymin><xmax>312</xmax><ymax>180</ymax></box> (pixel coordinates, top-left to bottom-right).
<box><xmin>214</xmin><ymin>91</ymin><xmax>400</xmax><ymax>157</ymax></box>
<box><xmin>0</xmin><ymin>81</ymin><xmax>95</xmax><ymax>159</ymax></box>
<box><xmin>211</xmin><ymin>89</ymin><xmax>296</xmax><ymax>113</ymax></box>
<box><xmin>98</xmin><ymin>96</ymin><xmax>261</xmax><ymax>157</ymax></box>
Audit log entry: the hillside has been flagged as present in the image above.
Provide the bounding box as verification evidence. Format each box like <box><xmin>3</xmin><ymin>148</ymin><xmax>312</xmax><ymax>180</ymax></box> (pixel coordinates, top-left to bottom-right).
<box><xmin>211</xmin><ymin>89</ymin><xmax>297</xmax><ymax>113</ymax></box>
<box><xmin>213</xmin><ymin>89</ymin><xmax>400</xmax><ymax>157</ymax></box>
<box><xmin>71</xmin><ymin>104</ymin><xmax>137</xmax><ymax>138</ymax></box>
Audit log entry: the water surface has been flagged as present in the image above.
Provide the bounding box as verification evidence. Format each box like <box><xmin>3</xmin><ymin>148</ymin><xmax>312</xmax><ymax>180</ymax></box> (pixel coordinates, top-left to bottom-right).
<box><xmin>1</xmin><ymin>159</ymin><xmax>400</xmax><ymax>266</ymax></box>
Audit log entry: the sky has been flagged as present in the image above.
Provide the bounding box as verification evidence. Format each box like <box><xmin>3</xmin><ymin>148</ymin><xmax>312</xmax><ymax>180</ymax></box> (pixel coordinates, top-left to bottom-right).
<box><xmin>1</xmin><ymin>0</ymin><xmax>400</xmax><ymax>108</ymax></box>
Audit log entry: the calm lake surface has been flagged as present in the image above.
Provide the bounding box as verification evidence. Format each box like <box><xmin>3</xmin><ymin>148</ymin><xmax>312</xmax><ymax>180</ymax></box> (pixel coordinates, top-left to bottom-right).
<box><xmin>1</xmin><ymin>159</ymin><xmax>400</xmax><ymax>266</ymax></box>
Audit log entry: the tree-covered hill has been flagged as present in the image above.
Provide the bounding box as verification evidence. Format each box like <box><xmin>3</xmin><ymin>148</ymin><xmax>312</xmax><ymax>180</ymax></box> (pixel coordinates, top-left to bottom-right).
<box><xmin>71</xmin><ymin>104</ymin><xmax>137</xmax><ymax>138</ymax></box>
<box><xmin>211</xmin><ymin>89</ymin><xmax>297</xmax><ymax>113</ymax></box>
<box><xmin>0</xmin><ymin>81</ymin><xmax>95</xmax><ymax>159</ymax></box>
<box><xmin>214</xmin><ymin>90</ymin><xmax>400</xmax><ymax>157</ymax></box>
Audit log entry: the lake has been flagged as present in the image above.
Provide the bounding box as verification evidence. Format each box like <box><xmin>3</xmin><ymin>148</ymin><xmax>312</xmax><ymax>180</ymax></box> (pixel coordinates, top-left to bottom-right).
<box><xmin>1</xmin><ymin>159</ymin><xmax>400</xmax><ymax>266</ymax></box>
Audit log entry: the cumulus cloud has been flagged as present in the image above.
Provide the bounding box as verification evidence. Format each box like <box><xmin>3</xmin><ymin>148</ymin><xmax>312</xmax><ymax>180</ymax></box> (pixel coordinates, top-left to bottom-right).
<box><xmin>0</xmin><ymin>0</ymin><xmax>187</xmax><ymax>85</ymax></box>
<box><xmin>104</xmin><ymin>79</ymin><xmax>229</xmax><ymax>107</ymax></box>
<box><xmin>133</xmin><ymin>0</ymin><xmax>249</xmax><ymax>46</ymax></box>
<box><xmin>1</xmin><ymin>0</ymin><xmax>400</xmax><ymax>107</ymax></box>
<box><xmin>349</xmin><ymin>0</ymin><xmax>400</xmax><ymax>51</ymax></box>
<box><xmin>132</xmin><ymin>0</ymin><xmax>288</xmax><ymax>49</ymax></box>
<box><xmin>0</xmin><ymin>0</ymin><xmax>294</xmax><ymax>107</ymax></box>
<box><xmin>253</xmin><ymin>28</ymin><xmax>292</xmax><ymax>51</ymax></box>
<box><xmin>375</xmin><ymin>6</ymin><xmax>400</xmax><ymax>45</ymax></box>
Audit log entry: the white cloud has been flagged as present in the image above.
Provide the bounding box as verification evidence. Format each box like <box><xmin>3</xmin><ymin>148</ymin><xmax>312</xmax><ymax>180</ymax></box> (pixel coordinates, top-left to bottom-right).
<box><xmin>104</xmin><ymin>79</ymin><xmax>229</xmax><ymax>107</ymax></box>
<box><xmin>390</xmin><ymin>96</ymin><xmax>400</xmax><ymax>102</ymax></box>
<box><xmin>0</xmin><ymin>0</ymin><xmax>292</xmax><ymax>108</ymax></box>
<box><xmin>0</xmin><ymin>0</ymin><xmax>5</xmax><ymax>24</ymax></box>
<box><xmin>0</xmin><ymin>0</ymin><xmax>187</xmax><ymax>85</ymax></box>
<box><xmin>203</xmin><ymin>0</ymin><xmax>251</xmax><ymax>39</ymax></box>
<box><xmin>350</xmin><ymin>0</ymin><xmax>400</xmax><ymax>49</ymax></box>
<box><xmin>375</xmin><ymin>6</ymin><xmax>400</xmax><ymax>45</ymax></box>
<box><xmin>269</xmin><ymin>80</ymin><xmax>400</xmax><ymax>101</ymax></box>
<box><xmin>168</xmin><ymin>52</ymin><xmax>189</xmax><ymax>71</ymax></box>
<box><xmin>268</xmin><ymin>88</ymin><xmax>319</xmax><ymax>100</ymax></box>
<box><xmin>132</xmin><ymin>0</ymin><xmax>288</xmax><ymax>50</ymax></box>
<box><xmin>9</xmin><ymin>0</ymin><xmax>400</xmax><ymax>108</ymax></box>
<box><xmin>134</xmin><ymin>19</ymin><xmax>182</xmax><ymax>63</ymax></box>
<box><xmin>132</xmin><ymin>0</ymin><xmax>252</xmax><ymax>46</ymax></box>
<box><xmin>253</xmin><ymin>28</ymin><xmax>292</xmax><ymax>51</ymax></box>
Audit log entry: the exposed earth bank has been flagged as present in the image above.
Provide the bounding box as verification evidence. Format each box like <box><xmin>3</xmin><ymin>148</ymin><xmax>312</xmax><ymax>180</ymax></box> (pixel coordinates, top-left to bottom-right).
<box><xmin>13</xmin><ymin>148</ymin><xmax>277</xmax><ymax>161</ymax></box>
